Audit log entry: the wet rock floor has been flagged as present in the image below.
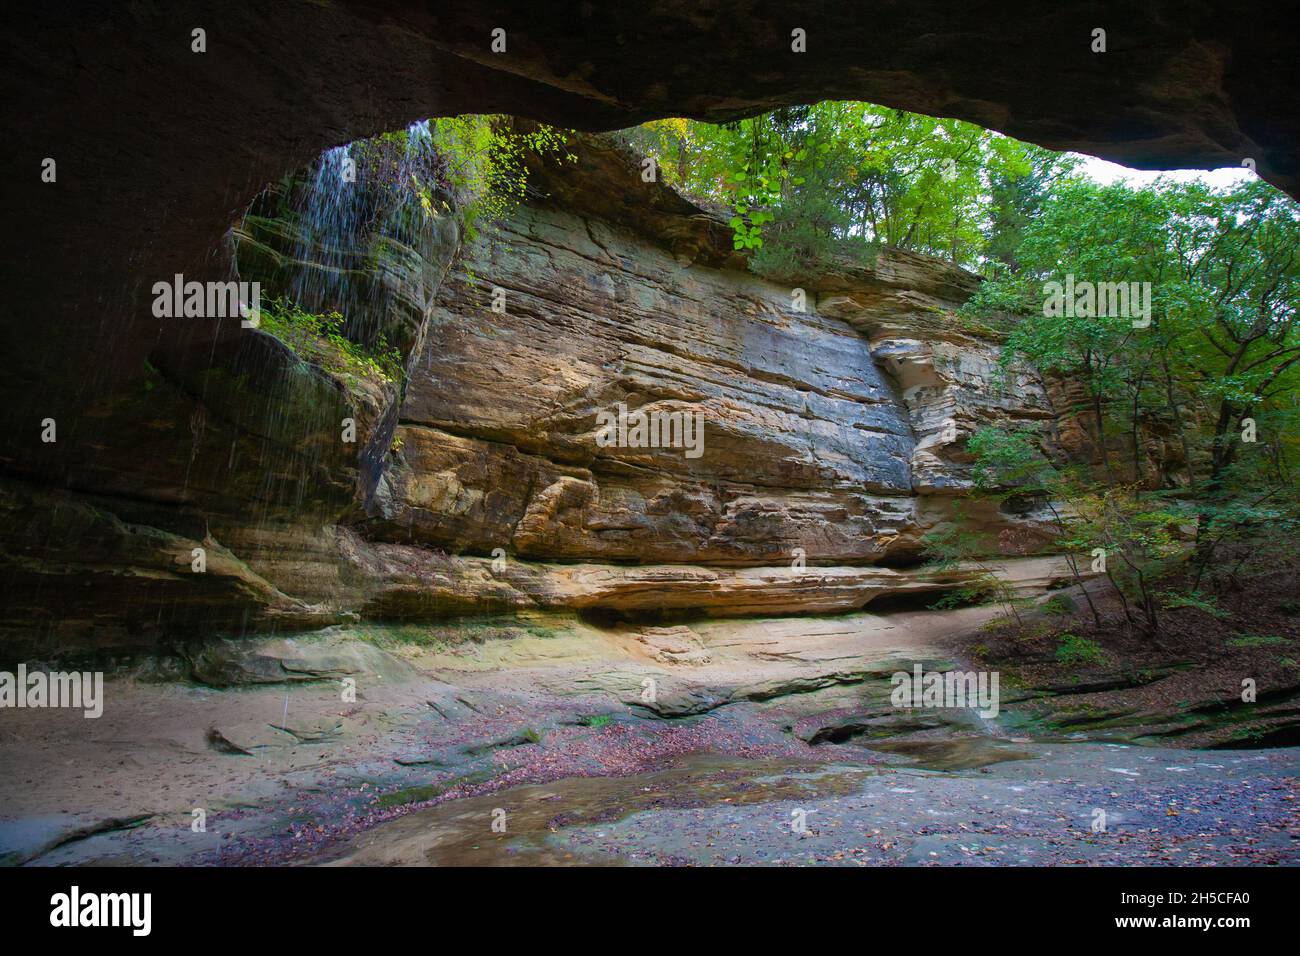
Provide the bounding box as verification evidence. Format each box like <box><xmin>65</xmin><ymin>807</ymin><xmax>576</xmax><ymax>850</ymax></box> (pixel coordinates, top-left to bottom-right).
<box><xmin>5</xmin><ymin>688</ymin><xmax>1296</xmax><ymax>867</ymax></box>
<box><xmin>3</xmin><ymin>611</ymin><xmax>1297</xmax><ymax>867</ymax></box>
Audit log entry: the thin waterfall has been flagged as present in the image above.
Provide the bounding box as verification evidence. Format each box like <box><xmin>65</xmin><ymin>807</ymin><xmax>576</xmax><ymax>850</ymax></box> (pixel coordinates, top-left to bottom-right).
<box><xmin>282</xmin><ymin>120</ymin><xmax>439</xmax><ymax>347</ymax></box>
<box><xmin>226</xmin><ymin>119</ymin><xmax>449</xmax><ymax>537</ymax></box>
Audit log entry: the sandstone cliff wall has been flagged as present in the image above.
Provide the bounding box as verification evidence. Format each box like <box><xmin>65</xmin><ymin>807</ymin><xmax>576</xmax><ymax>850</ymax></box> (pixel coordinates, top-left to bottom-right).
<box><xmin>0</xmin><ymin>134</ymin><xmax>1076</xmax><ymax>659</ymax></box>
<box><xmin>367</xmin><ymin>136</ymin><xmax>1061</xmax><ymax>573</ymax></box>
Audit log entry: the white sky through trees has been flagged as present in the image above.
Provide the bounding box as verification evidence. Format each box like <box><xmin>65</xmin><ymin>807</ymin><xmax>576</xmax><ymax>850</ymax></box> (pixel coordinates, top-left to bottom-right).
<box><xmin>1072</xmin><ymin>153</ymin><xmax>1255</xmax><ymax>189</ymax></box>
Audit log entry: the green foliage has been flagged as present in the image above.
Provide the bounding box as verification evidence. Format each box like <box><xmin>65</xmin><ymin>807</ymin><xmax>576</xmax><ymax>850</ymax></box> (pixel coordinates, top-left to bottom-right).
<box><xmin>1183</xmin><ymin>495</ymin><xmax>1300</xmax><ymax>591</ymax></box>
<box><xmin>927</xmin><ymin>579</ymin><xmax>1000</xmax><ymax>610</ymax></box>
<box><xmin>983</xmin><ymin>176</ymin><xmax>1300</xmax><ymax>492</ymax></box>
<box><xmin>258</xmin><ymin>296</ymin><xmax>403</xmax><ymax>385</ymax></box>
<box><xmin>1055</xmin><ymin>633</ymin><xmax>1105</xmax><ymax>666</ymax></box>
<box><xmin>947</xmin><ymin>171</ymin><xmax>1300</xmax><ymax>634</ymax></box>
<box><xmin>141</xmin><ymin>358</ymin><xmax>161</xmax><ymax>393</ymax></box>
<box><xmin>1080</xmin><ymin>488</ymin><xmax>1185</xmax><ymax>633</ymax></box>
<box><xmin>1226</xmin><ymin>634</ymin><xmax>1289</xmax><ymax>648</ymax></box>
<box><xmin>967</xmin><ymin>427</ymin><xmax>1051</xmax><ymax>493</ymax></box>
<box><xmin>957</xmin><ymin>274</ymin><xmax>1029</xmax><ymax>327</ymax></box>
<box><xmin>624</xmin><ymin>103</ymin><xmax>1062</xmax><ymax>274</ymax></box>
<box><xmin>985</xmin><ymin>145</ymin><xmax>1080</xmax><ymax>271</ymax></box>
<box><xmin>919</xmin><ymin>524</ymin><xmax>990</xmax><ymax>571</ymax></box>
<box><xmin>1041</xmin><ymin>595</ymin><xmax>1075</xmax><ymax>616</ymax></box>
<box><xmin>344</xmin><ymin>117</ymin><xmax>574</xmax><ymax>247</ymax></box>
<box><xmin>418</xmin><ymin>117</ymin><xmax>575</xmax><ymax>242</ymax></box>
<box><xmin>580</xmin><ymin>714</ymin><xmax>613</xmax><ymax>729</ymax></box>
<box><xmin>1159</xmin><ymin>589</ymin><xmax>1229</xmax><ymax>618</ymax></box>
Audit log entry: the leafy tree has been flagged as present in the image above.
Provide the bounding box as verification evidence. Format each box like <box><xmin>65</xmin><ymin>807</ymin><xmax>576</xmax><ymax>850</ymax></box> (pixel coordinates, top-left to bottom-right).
<box><xmin>974</xmin><ymin>176</ymin><xmax>1300</xmax><ymax>496</ymax></box>
<box><xmin>1157</xmin><ymin>180</ymin><xmax>1300</xmax><ymax>491</ymax></box>
<box><xmin>984</xmin><ymin>145</ymin><xmax>1079</xmax><ymax>273</ymax></box>
<box><xmin>624</xmin><ymin>102</ymin><xmax>1051</xmax><ymax>273</ymax></box>
<box><xmin>966</xmin><ymin>175</ymin><xmax>1300</xmax><ymax>626</ymax></box>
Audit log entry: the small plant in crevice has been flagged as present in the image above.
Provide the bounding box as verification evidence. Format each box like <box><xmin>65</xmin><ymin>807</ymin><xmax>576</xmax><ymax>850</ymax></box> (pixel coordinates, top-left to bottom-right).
<box><xmin>920</xmin><ymin>519</ymin><xmax>1032</xmax><ymax>626</ymax></box>
<box><xmin>407</xmin><ymin>116</ymin><xmax>576</xmax><ymax>243</ymax></box>
<box><xmin>1055</xmin><ymin>633</ymin><xmax>1106</xmax><ymax>667</ymax></box>
<box><xmin>1040</xmin><ymin>595</ymin><xmax>1074</xmax><ymax>616</ymax></box>
<box><xmin>258</xmin><ymin>296</ymin><xmax>404</xmax><ymax>386</ymax></box>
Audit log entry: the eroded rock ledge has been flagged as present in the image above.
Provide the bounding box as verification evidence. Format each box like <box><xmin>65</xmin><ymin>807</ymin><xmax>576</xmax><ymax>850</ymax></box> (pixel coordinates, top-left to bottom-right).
<box><xmin>2</xmin><ymin>132</ymin><xmax>1081</xmax><ymax>658</ymax></box>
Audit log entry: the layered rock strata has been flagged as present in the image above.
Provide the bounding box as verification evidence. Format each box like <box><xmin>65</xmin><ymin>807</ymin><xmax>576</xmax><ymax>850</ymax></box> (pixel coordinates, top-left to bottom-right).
<box><xmin>1</xmin><ymin>134</ymin><xmax>1078</xmax><ymax>657</ymax></box>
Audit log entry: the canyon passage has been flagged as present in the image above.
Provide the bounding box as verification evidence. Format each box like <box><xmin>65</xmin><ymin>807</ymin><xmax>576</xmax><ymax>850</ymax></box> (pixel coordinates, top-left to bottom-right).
<box><xmin>2</xmin><ymin>119</ymin><xmax>1297</xmax><ymax>868</ymax></box>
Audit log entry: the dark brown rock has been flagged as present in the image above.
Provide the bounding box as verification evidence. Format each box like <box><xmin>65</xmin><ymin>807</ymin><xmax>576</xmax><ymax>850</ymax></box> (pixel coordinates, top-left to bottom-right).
<box><xmin>7</xmin><ymin>1</ymin><xmax>1279</xmax><ymax>649</ymax></box>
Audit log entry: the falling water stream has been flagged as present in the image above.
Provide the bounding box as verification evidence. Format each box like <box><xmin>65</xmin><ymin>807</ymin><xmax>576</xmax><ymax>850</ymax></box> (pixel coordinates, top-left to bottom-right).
<box><xmin>216</xmin><ymin>119</ymin><xmax>447</xmax><ymax>561</ymax></box>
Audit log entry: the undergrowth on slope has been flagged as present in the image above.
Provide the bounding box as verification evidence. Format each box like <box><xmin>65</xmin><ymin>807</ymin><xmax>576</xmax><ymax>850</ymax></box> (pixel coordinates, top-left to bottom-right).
<box><xmin>258</xmin><ymin>296</ymin><xmax>404</xmax><ymax>385</ymax></box>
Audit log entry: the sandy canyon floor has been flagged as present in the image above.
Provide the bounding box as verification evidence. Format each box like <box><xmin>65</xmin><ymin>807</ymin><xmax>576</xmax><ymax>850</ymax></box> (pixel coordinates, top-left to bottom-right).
<box><xmin>1</xmin><ymin>600</ymin><xmax>1297</xmax><ymax>867</ymax></box>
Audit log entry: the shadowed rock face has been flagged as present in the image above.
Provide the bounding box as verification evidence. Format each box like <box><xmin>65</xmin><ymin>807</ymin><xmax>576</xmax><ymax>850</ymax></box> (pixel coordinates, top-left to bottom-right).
<box><xmin>2</xmin><ymin>1</ymin><xmax>1297</xmax><ymax>483</ymax></box>
<box><xmin>0</xmin><ymin>2</ymin><xmax>1286</xmax><ymax>653</ymax></box>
